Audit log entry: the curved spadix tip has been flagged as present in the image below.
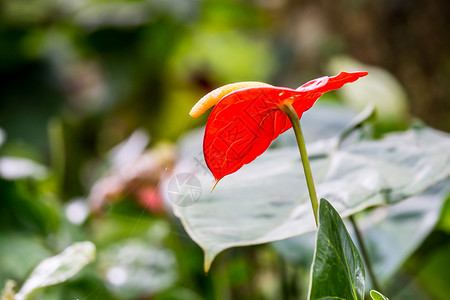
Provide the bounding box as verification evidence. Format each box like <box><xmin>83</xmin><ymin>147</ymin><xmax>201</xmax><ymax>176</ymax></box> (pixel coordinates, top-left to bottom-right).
<box><xmin>189</xmin><ymin>81</ymin><xmax>272</xmax><ymax>118</ymax></box>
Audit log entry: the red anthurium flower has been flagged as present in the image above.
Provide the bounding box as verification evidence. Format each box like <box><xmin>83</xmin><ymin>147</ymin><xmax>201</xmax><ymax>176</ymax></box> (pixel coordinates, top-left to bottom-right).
<box><xmin>190</xmin><ymin>72</ymin><xmax>368</xmax><ymax>186</ymax></box>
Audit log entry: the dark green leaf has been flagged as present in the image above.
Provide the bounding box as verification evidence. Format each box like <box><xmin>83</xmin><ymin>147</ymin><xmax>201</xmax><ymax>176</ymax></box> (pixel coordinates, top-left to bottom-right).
<box><xmin>309</xmin><ymin>199</ymin><xmax>365</xmax><ymax>300</ymax></box>
<box><xmin>0</xmin><ymin>179</ymin><xmax>60</xmax><ymax>236</ymax></box>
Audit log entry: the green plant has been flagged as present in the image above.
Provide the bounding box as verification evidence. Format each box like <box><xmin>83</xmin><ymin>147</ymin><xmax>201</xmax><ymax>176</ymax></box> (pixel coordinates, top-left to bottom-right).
<box><xmin>172</xmin><ymin>72</ymin><xmax>450</xmax><ymax>299</ymax></box>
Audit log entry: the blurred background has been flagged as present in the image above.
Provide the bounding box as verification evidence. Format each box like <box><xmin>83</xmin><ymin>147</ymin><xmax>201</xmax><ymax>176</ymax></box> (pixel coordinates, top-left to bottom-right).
<box><xmin>0</xmin><ymin>0</ymin><xmax>449</xmax><ymax>299</ymax></box>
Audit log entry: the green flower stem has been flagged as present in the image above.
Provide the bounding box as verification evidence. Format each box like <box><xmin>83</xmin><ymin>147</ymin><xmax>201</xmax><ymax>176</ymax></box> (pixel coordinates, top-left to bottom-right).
<box><xmin>280</xmin><ymin>103</ymin><xmax>319</xmax><ymax>226</ymax></box>
<box><xmin>349</xmin><ymin>215</ymin><xmax>382</xmax><ymax>293</ymax></box>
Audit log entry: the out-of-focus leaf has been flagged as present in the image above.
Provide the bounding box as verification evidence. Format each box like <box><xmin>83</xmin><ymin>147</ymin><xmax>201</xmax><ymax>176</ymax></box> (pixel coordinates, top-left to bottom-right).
<box><xmin>98</xmin><ymin>240</ymin><xmax>177</xmax><ymax>298</ymax></box>
<box><xmin>88</xmin><ymin>141</ymin><xmax>175</xmax><ymax>212</ymax></box>
<box><xmin>16</xmin><ymin>241</ymin><xmax>96</xmax><ymax>300</ymax></box>
<box><xmin>91</xmin><ymin>215</ymin><xmax>170</xmax><ymax>248</ymax></box>
<box><xmin>354</xmin><ymin>180</ymin><xmax>450</xmax><ymax>284</ymax></box>
<box><xmin>0</xmin><ymin>179</ymin><xmax>59</xmax><ymax>235</ymax></box>
<box><xmin>309</xmin><ymin>199</ymin><xmax>365</xmax><ymax>300</ymax></box>
<box><xmin>271</xmin><ymin>231</ymin><xmax>316</xmax><ymax>270</ymax></box>
<box><xmin>388</xmin><ymin>274</ymin><xmax>434</xmax><ymax>300</ymax></box>
<box><xmin>0</xmin><ymin>157</ymin><xmax>47</xmax><ymax>180</ymax></box>
<box><xmin>74</xmin><ymin>2</ymin><xmax>152</xmax><ymax>30</ymax></box>
<box><xmin>169</xmin><ymin>29</ymin><xmax>275</xmax><ymax>84</ymax></box>
<box><xmin>370</xmin><ymin>290</ymin><xmax>389</xmax><ymax>300</ymax></box>
<box><xmin>437</xmin><ymin>194</ymin><xmax>450</xmax><ymax>233</ymax></box>
<box><xmin>0</xmin><ymin>233</ymin><xmax>52</xmax><ymax>282</ymax></box>
<box><xmin>170</xmin><ymin>119</ymin><xmax>450</xmax><ymax>270</ymax></box>
<box><xmin>107</xmin><ymin>129</ymin><xmax>150</xmax><ymax>169</ymax></box>
<box><xmin>64</xmin><ymin>198</ymin><xmax>90</xmax><ymax>225</ymax></box>
<box><xmin>415</xmin><ymin>243</ymin><xmax>450</xmax><ymax>300</ymax></box>
<box><xmin>73</xmin><ymin>0</ymin><xmax>197</xmax><ymax>30</ymax></box>
<box><xmin>1</xmin><ymin>0</ymin><xmax>56</xmax><ymax>24</ymax></box>
<box><xmin>327</xmin><ymin>56</ymin><xmax>409</xmax><ymax>128</ymax></box>
<box><xmin>0</xmin><ymin>128</ymin><xmax>5</xmax><ymax>148</ymax></box>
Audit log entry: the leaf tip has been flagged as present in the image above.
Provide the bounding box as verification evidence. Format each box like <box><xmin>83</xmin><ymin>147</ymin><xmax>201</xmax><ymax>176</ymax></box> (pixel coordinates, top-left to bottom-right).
<box><xmin>204</xmin><ymin>252</ymin><xmax>216</xmax><ymax>274</ymax></box>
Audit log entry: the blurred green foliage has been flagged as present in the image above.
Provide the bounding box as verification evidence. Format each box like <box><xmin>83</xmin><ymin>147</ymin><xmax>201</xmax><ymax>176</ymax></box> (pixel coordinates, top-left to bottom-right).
<box><xmin>0</xmin><ymin>0</ymin><xmax>449</xmax><ymax>299</ymax></box>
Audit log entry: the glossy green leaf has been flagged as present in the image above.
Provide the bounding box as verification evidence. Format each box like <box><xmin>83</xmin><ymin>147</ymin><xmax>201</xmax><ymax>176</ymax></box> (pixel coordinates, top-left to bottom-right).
<box><xmin>170</xmin><ymin>106</ymin><xmax>450</xmax><ymax>271</ymax></box>
<box><xmin>309</xmin><ymin>198</ymin><xmax>365</xmax><ymax>300</ymax></box>
<box><xmin>370</xmin><ymin>290</ymin><xmax>389</xmax><ymax>300</ymax></box>
<box><xmin>15</xmin><ymin>241</ymin><xmax>96</xmax><ymax>300</ymax></box>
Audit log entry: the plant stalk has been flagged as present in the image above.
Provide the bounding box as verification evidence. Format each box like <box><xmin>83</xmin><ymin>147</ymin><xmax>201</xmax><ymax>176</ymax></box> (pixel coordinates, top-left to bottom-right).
<box><xmin>349</xmin><ymin>215</ymin><xmax>382</xmax><ymax>292</ymax></box>
<box><xmin>280</xmin><ymin>103</ymin><xmax>319</xmax><ymax>226</ymax></box>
